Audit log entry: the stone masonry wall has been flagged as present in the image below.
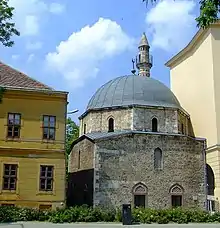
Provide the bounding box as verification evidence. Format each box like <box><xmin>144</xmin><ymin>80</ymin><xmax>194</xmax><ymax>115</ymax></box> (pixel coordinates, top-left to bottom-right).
<box><xmin>68</xmin><ymin>138</ymin><xmax>94</xmax><ymax>173</ymax></box>
<box><xmin>79</xmin><ymin>108</ymin><xmax>132</xmax><ymax>136</ymax></box>
<box><xmin>133</xmin><ymin>107</ymin><xmax>179</xmax><ymax>133</ymax></box>
<box><xmin>93</xmin><ymin>133</ymin><xmax>206</xmax><ymax>209</ymax></box>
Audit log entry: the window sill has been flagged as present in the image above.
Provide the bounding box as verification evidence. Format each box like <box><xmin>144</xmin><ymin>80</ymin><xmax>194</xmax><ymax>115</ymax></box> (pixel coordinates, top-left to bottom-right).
<box><xmin>36</xmin><ymin>191</ymin><xmax>55</xmax><ymax>196</ymax></box>
<box><xmin>0</xmin><ymin>190</ymin><xmax>18</xmax><ymax>195</ymax></box>
<box><xmin>42</xmin><ymin>139</ymin><xmax>56</xmax><ymax>144</ymax></box>
<box><xmin>154</xmin><ymin>168</ymin><xmax>163</xmax><ymax>171</ymax></box>
<box><xmin>5</xmin><ymin>137</ymin><xmax>21</xmax><ymax>142</ymax></box>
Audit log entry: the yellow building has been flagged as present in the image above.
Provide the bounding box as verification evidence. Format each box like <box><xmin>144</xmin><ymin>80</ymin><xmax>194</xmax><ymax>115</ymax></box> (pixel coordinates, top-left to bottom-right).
<box><xmin>166</xmin><ymin>22</ymin><xmax>220</xmax><ymax>211</ymax></box>
<box><xmin>0</xmin><ymin>61</ymin><xmax>68</xmax><ymax>209</ymax></box>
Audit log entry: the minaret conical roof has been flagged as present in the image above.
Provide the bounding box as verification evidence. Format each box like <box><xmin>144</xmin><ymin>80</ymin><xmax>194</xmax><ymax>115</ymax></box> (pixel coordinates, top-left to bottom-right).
<box><xmin>139</xmin><ymin>32</ymin><xmax>149</xmax><ymax>47</ymax></box>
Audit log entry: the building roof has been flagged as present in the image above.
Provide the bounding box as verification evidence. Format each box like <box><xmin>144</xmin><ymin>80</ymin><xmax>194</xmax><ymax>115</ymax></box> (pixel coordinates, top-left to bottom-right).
<box><xmin>165</xmin><ymin>21</ymin><xmax>220</xmax><ymax>68</ymax></box>
<box><xmin>0</xmin><ymin>61</ymin><xmax>53</xmax><ymax>90</ymax></box>
<box><xmin>71</xmin><ymin>130</ymin><xmax>205</xmax><ymax>149</ymax></box>
<box><xmin>139</xmin><ymin>32</ymin><xmax>149</xmax><ymax>47</ymax></box>
<box><xmin>86</xmin><ymin>75</ymin><xmax>181</xmax><ymax>111</ymax></box>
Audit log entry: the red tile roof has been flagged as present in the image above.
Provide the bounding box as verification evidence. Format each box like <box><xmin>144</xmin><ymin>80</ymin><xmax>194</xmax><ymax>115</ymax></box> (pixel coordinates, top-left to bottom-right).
<box><xmin>0</xmin><ymin>61</ymin><xmax>53</xmax><ymax>90</ymax></box>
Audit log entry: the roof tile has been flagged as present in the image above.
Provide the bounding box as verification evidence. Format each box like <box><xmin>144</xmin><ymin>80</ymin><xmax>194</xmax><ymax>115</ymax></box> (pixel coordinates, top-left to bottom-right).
<box><xmin>0</xmin><ymin>61</ymin><xmax>53</xmax><ymax>90</ymax></box>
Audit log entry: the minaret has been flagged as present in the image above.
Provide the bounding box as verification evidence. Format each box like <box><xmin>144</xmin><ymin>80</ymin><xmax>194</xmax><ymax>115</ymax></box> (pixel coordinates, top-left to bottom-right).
<box><xmin>136</xmin><ymin>32</ymin><xmax>152</xmax><ymax>77</ymax></box>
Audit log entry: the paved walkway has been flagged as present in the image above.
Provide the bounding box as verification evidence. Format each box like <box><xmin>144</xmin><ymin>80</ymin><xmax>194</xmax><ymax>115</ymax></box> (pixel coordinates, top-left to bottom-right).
<box><xmin>1</xmin><ymin>222</ymin><xmax>220</xmax><ymax>228</ymax></box>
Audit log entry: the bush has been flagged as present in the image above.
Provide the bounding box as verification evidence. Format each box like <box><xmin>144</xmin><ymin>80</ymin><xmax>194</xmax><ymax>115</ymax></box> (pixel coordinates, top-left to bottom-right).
<box><xmin>0</xmin><ymin>205</ymin><xmax>218</xmax><ymax>224</ymax></box>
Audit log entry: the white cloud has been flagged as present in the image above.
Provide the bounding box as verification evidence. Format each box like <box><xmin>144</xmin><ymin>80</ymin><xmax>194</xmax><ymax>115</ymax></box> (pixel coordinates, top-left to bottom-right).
<box><xmin>49</xmin><ymin>3</ymin><xmax>65</xmax><ymax>14</ymax></box>
<box><xmin>46</xmin><ymin>18</ymin><xmax>134</xmax><ymax>88</ymax></box>
<box><xmin>26</xmin><ymin>41</ymin><xmax>43</xmax><ymax>50</ymax></box>
<box><xmin>146</xmin><ymin>0</ymin><xmax>196</xmax><ymax>52</ymax></box>
<box><xmin>9</xmin><ymin>0</ymin><xmax>65</xmax><ymax>36</ymax></box>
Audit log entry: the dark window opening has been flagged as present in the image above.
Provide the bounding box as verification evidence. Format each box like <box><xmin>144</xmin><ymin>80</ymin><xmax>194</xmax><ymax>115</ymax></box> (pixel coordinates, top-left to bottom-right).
<box><xmin>43</xmin><ymin>115</ymin><xmax>56</xmax><ymax>140</ymax></box>
<box><xmin>78</xmin><ymin>151</ymin><xmax>81</xmax><ymax>169</ymax></box>
<box><xmin>171</xmin><ymin>195</ymin><xmax>182</xmax><ymax>207</ymax></box>
<box><xmin>207</xmin><ymin>164</ymin><xmax>215</xmax><ymax>196</ymax></box>
<box><xmin>134</xmin><ymin>195</ymin><xmax>145</xmax><ymax>208</ymax></box>
<box><xmin>138</xmin><ymin>54</ymin><xmax>141</xmax><ymax>63</ymax></box>
<box><xmin>152</xmin><ymin>118</ymin><xmax>158</xmax><ymax>132</ymax></box>
<box><xmin>40</xmin><ymin>165</ymin><xmax>54</xmax><ymax>191</ymax></box>
<box><xmin>181</xmin><ymin>123</ymin><xmax>184</xmax><ymax>134</ymax></box>
<box><xmin>154</xmin><ymin>148</ymin><xmax>162</xmax><ymax>169</ymax></box>
<box><xmin>83</xmin><ymin>124</ymin><xmax>86</xmax><ymax>134</ymax></box>
<box><xmin>108</xmin><ymin>118</ymin><xmax>114</xmax><ymax>132</ymax></box>
<box><xmin>3</xmin><ymin>164</ymin><xmax>17</xmax><ymax>190</ymax></box>
<box><xmin>7</xmin><ymin>113</ymin><xmax>21</xmax><ymax>138</ymax></box>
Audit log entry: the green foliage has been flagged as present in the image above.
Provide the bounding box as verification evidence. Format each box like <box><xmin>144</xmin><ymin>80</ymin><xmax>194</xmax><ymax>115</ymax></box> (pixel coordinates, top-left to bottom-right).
<box><xmin>0</xmin><ymin>0</ymin><xmax>20</xmax><ymax>47</ymax></box>
<box><xmin>66</xmin><ymin>117</ymin><xmax>79</xmax><ymax>156</ymax></box>
<box><xmin>65</xmin><ymin>117</ymin><xmax>79</xmax><ymax>179</ymax></box>
<box><xmin>0</xmin><ymin>87</ymin><xmax>5</xmax><ymax>103</ymax></box>
<box><xmin>143</xmin><ymin>0</ymin><xmax>220</xmax><ymax>28</ymax></box>
<box><xmin>1</xmin><ymin>205</ymin><xmax>220</xmax><ymax>224</ymax></box>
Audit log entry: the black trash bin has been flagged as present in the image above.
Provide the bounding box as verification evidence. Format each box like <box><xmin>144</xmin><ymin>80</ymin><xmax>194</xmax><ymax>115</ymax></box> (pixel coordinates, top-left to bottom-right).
<box><xmin>122</xmin><ymin>204</ymin><xmax>132</xmax><ymax>225</ymax></box>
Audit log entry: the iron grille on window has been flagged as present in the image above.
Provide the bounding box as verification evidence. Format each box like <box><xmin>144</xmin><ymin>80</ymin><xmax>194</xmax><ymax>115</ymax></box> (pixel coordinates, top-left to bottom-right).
<box><xmin>7</xmin><ymin>113</ymin><xmax>21</xmax><ymax>138</ymax></box>
<box><xmin>3</xmin><ymin>164</ymin><xmax>17</xmax><ymax>190</ymax></box>
<box><xmin>42</xmin><ymin>116</ymin><xmax>56</xmax><ymax>140</ymax></box>
<box><xmin>39</xmin><ymin>165</ymin><xmax>54</xmax><ymax>191</ymax></box>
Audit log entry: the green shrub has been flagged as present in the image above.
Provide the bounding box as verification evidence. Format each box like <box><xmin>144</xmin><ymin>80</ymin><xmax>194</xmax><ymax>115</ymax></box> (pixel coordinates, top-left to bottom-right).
<box><xmin>0</xmin><ymin>205</ymin><xmax>218</xmax><ymax>224</ymax></box>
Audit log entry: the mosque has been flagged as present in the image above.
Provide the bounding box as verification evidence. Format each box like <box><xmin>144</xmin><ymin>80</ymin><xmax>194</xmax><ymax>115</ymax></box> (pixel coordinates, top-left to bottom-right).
<box><xmin>67</xmin><ymin>33</ymin><xmax>214</xmax><ymax>210</ymax></box>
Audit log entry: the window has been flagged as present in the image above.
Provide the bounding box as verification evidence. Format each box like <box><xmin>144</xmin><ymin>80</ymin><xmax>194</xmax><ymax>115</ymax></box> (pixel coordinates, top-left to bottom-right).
<box><xmin>154</xmin><ymin>148</ymin><xmax>163</xmax><ymax>170</ymax></box>
<box><xmin>42</xmin><ymin>116</ymin><xmax>56</xmax><ymax>140</ymax></box>
<box><xmin>134</xmin><ymin>195</ymin><xmax>146</xmax><ymax>208</ymax></box>
<box><xmin>7</xmin><ymin>113</ymin><xmax>21</xmax><ymax>138</ymax></box>
<box><xmin>78</xmin><ymin>151</ymin><xmax>81</xmax><ymax>169</ymax></box>
<box><xmin>39</xmin><ymin>165</ymin><xmax>54</xmax><ymax>191</ymax></box>
<box><xmin>108</xmin><ymin>118</ymin><xmax>114</xmax><ymax>132</ymax></box>
<box><xmin>133</xmin><ymin>183</ymin><xmax>147</xmax><ymax>208</ymax></box>
<box><xmin>181</xmin><ymin>123</ymin><xmax>184</xmax><ymax>134</ymax></box>
<box><xmin>170</xmin><ymin>185</ymin><xmax>183</xmax><ymax>208</ymax></box>
<box><xmin>152</xmin><ymin>118</ymin><xmax>158</xmax><ymax>132</ymax></box>
<box><xmin>172</xmin><ymin>195</ymin><xmax>182</xmax><ymax>207</ymax></box>
<box><xmin>3</xmin><ymin>164</ymin><xmax>18</xmax><ymax>190</ymax></box>
<box><xmin>83</xmin><ymin>124</ymin><xmax>86</xmax><ymax>134</ymax></box>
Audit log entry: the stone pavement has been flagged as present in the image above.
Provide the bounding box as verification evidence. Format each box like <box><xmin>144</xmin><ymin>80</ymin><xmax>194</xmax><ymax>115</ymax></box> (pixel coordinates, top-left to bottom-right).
<box><xmin>1</xmin><ymin>222</ymin><xmax>220</xmax><ymax>228</ymax></box>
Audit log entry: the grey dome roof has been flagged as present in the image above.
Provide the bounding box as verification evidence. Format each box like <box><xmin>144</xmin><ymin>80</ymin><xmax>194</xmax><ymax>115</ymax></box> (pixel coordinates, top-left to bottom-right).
<box><xmin>87</xmin><ymin>75</ymin><xmax>181</xmax><ymax>110</ymax></box>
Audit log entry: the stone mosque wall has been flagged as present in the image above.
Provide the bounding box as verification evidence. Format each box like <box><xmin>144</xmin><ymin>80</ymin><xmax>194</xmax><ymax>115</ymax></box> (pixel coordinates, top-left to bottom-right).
<box><xmin>93</xmin><ymin>133</ymin><xmax>206</xmax><ymax>209</ymax></box>
<box><xmin>80</xmin><ymin>107</ymin><xmax>192</xmax><ymax>136</ymax></box>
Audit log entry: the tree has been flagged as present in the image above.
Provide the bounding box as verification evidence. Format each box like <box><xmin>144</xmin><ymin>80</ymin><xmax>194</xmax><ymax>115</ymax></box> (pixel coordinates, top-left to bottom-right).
<box><xmin>66</xmin><ymin>117</ymin><xmax>79</xmax><ymax>156</ymax></box>
<box><xmin>0</xmin><ymin>0</ymin><xmax>20</xmax><ymax>47</ymax></box>
<box><xmin>65</xmin><ymin>117</ymin><xmax>79</xmax><ymax>179</ymax></box>
<box><xmin>143</xmin><ymin>0</ymin><xmax>220</xmax><ymax>28</ymax></box>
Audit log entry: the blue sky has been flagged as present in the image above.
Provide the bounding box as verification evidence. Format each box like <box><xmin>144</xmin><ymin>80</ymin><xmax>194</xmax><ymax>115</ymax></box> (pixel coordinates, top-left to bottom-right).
<box><xmin>1</xmin><ymin>0</ymin><xmax>200</xmax><ymax>123</ymax></box>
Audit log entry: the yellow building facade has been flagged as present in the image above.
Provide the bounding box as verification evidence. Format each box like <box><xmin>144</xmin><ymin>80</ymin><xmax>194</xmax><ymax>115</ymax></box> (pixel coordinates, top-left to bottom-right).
<box><xmin>0</xmin><ymin>62</ymin><xmax>68</xmax><ymax>209</ymax></box>
<box><xmin>166</xmin><ymin>22</ymin><xmax>220</xmax><ymax>211</ymax></box>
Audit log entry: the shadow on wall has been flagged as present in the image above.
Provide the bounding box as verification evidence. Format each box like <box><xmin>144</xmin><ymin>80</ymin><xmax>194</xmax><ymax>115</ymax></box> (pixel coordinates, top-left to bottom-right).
<box><xmin>67</xmin><ymin>169</ymin><xmax>94</xmax><ymax>207</ymax></box>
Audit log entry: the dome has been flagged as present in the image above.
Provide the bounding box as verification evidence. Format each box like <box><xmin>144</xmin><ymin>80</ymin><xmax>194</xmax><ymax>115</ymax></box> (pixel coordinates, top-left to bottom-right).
<box><xmin>87</xmin><ymin>75</ymin><xmax>181</xmax><ymax>110</ymax></box>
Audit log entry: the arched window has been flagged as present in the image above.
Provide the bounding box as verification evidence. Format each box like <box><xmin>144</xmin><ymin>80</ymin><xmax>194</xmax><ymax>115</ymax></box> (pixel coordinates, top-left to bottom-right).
<box><xmin>132</xmin><ymin>182</ymin><xmax>148</xmax><ymax>208</ymax></box>
<box><xmin>170</xmin><ymin>184</ymin><xmax>183</xmax><ymax>207</ymax></box>
<box><xmin>181</xmin><ymin>123</ymin><xmax>184</xmax><ymax>134</ymax></box>
<box><xmin>108</xmin><ymin>118</ymin><xmax>114</xmax><ymax>132</ymax></box>
<box><xmin>78</xmin><ymin>150</ymin><xmax>81</xmax><ymax>169</ymax></box>
<box><xmin>154</xmin><ymin>148</ymin><xmax>163</xmax><ymax>169</ymax></box>
<box><xmin>206</xmin><ymin>164</ymin><xmax>215</xmax><ymax>196</ymax></box>
<box><xmin>83</xmin><ymin>124</ymin><xmax>87</xmax><ymax>134</ymax></box>
<box><xmin>152</xmin><ymin>118</ymin><xmax>158</xmax><ymax>132</ymax></box>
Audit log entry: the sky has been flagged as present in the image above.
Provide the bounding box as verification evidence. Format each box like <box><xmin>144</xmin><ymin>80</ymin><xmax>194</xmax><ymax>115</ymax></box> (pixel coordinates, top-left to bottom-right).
<box><xmin>0</xmin><ymin>0</ymin><xmax>200</xmax><ymax>123</ymax></box>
